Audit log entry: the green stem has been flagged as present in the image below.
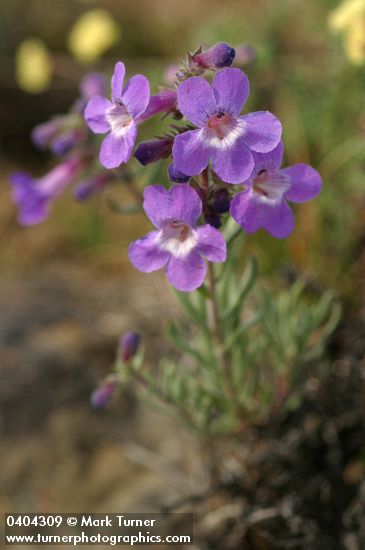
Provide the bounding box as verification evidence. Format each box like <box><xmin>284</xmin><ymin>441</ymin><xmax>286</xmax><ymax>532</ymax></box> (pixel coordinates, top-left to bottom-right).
<box><xmin>206</xmin><ymin>263</ymin><xmax>245</xmax><ymax>422</ymax></box>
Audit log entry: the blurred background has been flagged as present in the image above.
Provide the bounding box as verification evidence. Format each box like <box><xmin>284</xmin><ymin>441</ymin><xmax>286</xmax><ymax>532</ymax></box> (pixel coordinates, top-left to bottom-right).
<box><xmin>1</xmin><ymin>0</ymin><xmax>365</xmax><ymax>546</ymax></box>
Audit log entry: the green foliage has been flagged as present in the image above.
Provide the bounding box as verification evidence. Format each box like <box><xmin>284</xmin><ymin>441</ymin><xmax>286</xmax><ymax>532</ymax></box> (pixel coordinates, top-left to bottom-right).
<box><xmin>121</xmin><ymin>252</ymin><xmax>340</xmax><ymax>436</ymax></box>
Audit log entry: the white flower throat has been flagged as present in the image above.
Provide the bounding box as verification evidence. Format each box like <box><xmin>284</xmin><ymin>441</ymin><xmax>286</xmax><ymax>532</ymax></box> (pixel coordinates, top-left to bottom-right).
<box><xmin>107</xmin><ymin>103</ymin><xmax>133</xmax><ymax>138</ymax></box>
<box><xmin>252</xmin><ymin>169</ymin><xmax>290</xmax><ymax>205</ymax></box>
<box><xmin>157</xmin><ymin>220</ymin><xmax>198</xmax><ymax>258</ymax></box>
<box><xmin>203</xmin><ymin>110</ymin><xmax>245</xmax><ymax>149</ymax></box>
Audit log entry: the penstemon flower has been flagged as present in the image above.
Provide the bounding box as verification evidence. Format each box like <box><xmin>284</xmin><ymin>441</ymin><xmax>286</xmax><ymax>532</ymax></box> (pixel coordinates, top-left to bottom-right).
<box><xmin>10</xmin><ymin>157</ymin><xmax>82</xmax><ymax>225</ymax></box>
<box><xmin>11</xmin><ymin>43</ymin><xmax>334</xmax><ymax>436</ymax></box>
<box><xmin>128</xmin><ymin>184</ymin><xmax>226</xmax><ymax>291</ymax></box>
<box><xmin>84</xmin><ymin>61</ymin><xmax>150</xmax><ymax>169</ymax></box>
<box><xmin>230</xmin><ymin>142</ymin><xmax>322</xmax><ymax>238</ymax></box>
<box><xmin>172</xmin><ymin>67</ymin><xmax>282</xmax><ymax>183</ymax></box>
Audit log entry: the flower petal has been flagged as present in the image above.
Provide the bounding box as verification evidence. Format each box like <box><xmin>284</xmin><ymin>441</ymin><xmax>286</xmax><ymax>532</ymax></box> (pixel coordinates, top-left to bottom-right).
<box><xmin>230</xmin><ymin>191</ymin><xmax>294</xmax><ymax>238</ymax></box>
<box><xmin>10</xmin><ymin>173</ymin><xmax>49</xmax><ymax>226</ymax></box>
<box><xmin>230</xmin><ymin>190</ymin><xmax>265</xmax><ymax>233</ymax></box>
<box><xmin>111</xmin><ymin>61</ymin><xmax>126</xmax><ymax>100</ymax></box>
<box><xmin>196</xmin><ymin>224</ymin><xmax>227</xmax><ymax>262</ymax></box>
<box><xmin>122</xmin><ymin>74</ymin><xmax>150</xmax><ymax>118</ymax></box>
<box><xmin>252</xmin><ymin>141</ymin><xmax>284</xmax><ymax>175</ymax></box>
<box><xmin>212</xmin><ymin>68</ymin><xmax>249</xmax><ymax>116</ymax></box>
<box><xmin>177</xmin><ymin>77</ymin><xmax>216</xmax><ymax>127</ymax></box>
<box><xmin>212</xmin><ymin>138</ymin><xmax>254</xmax><ymax>184</ymax></box>
<box><xmin>241</xmin><ymin>111</ymin><xmax>282</xmax><ymax>153</ymax></box>
<box><xmin>282</xmin><ymin>164</ymin><xmax>322</xmax><ymax>203</ymax></box>
<box><xmin>172</xmin><ymin>129</ymin><xmax>211</xmax><ymax>176</ymax></box>
<box><xmin>84</xmin><ymin>96</ymin><xmax>112</xmax><ymax>134</ymax></box>
<box><xmin>128</xmin><ymin>231</ymin><xmax>169</xmax><ymax>272</ymax></box>
<box><xmin>143</xmin><ymin>185</ymin><xmax>170</xmax><ymax>228</ymax></box>
<box><xmin>166</xmin><ymin>251</ymin><xmax>206</xmax><ymax>292</ymax></box>
<box><xmin>167</xmin><ymin>184</ymin><xmax>202</xmax><ymax>225</ymax></box>
<box><xmin>99</xmin><ymin>123</ymin><xmax>137</xmax><ymax>168</ymax></box>
<box><xmin>264</xmin><ymin>200</ymin><xmax>295</xmax><ymax>238</ymax></box>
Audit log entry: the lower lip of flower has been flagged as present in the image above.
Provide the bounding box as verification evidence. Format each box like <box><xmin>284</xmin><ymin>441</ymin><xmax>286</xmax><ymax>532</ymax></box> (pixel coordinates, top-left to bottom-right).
<box><xmin>204</xmin><ymin>111</ymin><xmax>245</xmax><ymax>148</ymax></box>
<box><xmin>252</xmin><ymin>170</ymin><xmax>290</xmax><ymax>205</ymax></box>
<box><xmin>107</xmin><ymin>103</ymin><xmax>133</xmax><ymax>137</ymax></box>
<box><xmin>157</xmin><ymin>220</ymin><xmax>198</xmax><ymax>257</ymax></box>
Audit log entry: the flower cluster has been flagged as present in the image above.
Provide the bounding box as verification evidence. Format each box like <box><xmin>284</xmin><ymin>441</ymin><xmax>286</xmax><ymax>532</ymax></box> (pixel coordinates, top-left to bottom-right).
<box><xmin>9</xmin><ymin>43</ymin><xmax>322</xmax><ymax>291</ymax></box>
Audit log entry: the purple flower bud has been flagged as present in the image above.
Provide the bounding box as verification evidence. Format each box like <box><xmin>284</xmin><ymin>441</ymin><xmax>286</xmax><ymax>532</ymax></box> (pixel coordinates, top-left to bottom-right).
<box><xmin>119</xmin><ymin>332</ymin><xmax>140</xmax><ymax>362</ymax></box>
<box><xmin>32</xmin><ymin>119</ymin><xmax>61</xmax><ymax>150</ymax></box>
<box><xmin>134</xmin><ymin>137</ymin><xmax>173</xmax><ymax>166</ymax></box>
<box><xmin>212</xmin><ymin>188</ymin><xmax>230</xmax><ymax>214</ymax></box>
<box><xmin>51</xmin><ymin>130</ymin><xmax>81</xmax><ymax>155</ymax></box>
<box><xmin>74</xmin><ymin>172</ymin><xmax>114</xmax><ymax>201</ymax></box>
<box><xmin>234</xmin><ymin>44</ymin><xmax>256</xmax><ymax>66</ymax></box>
<box><xmin>80</xmin><ymin>73</ymin><xmax>106</xmax><ymax>101</ymax></box>
<box><xmin>31</xmin><ymin>116</ymin><xmax>84</xmax><ymax>155</ymax></box>
<box><xmin>203</xmin><ymin>208</ymin><xmax>221</xmax><ymax>229</ymax></box>
<box><xmin>136</xmin><ymin>89</ymin><xmax>177</xmax><ymax>123</ymax></box>
<box><xmin>193</xmin><ymin>42</ymin><xmax>236</xmax><ymax>70</ymax></box>
<box><xmin>168</xmin><ymin>163</ymin><xmax>190</xmax><ymax>183</ymax></box>
<box><xmin>90</xmin><ymin>381</ymin><xmax>116</xmax><ymax>409</ymax></box>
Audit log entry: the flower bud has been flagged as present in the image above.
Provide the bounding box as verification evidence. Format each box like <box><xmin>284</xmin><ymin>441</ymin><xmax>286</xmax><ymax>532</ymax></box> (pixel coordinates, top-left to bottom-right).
<box><xmin>203</xmin><ymin>208</ymin><xmax>221</xmax><ymax>228</ymax></box>
<box><xmin>31</xmin><ymin>116</ymin><xmax>84</xmax><ymax>155</ymax></box>
<box><xmin>193</xmin><ymin>42</ymin><xmax>236</xmax><ymax>70</ymax></box>
<box><xmin>74</xmin><ymin>172</ymin><xmax>114</xmax><ymax>201</ymax></box>
<box><xmin>137</xmin><ymin>89</ymin><xmax>177</xmax><ymax>123</ymax></box>
<box><xmin>168</xmin><ymin>163</ymin><xmax>190</xmax><ymax>183</ymax></box>
<box><xmin>134</xmin><ymin>137</ymin><xmax>173</xmax><ymax>166</ymax></box>
<box><xmin>119</xmin><ymin>332</ymin><xmax>140</xmax><ymax>362</ymax></box>
<box><xmin>51</xmin><ymin>130</ymin><xmax>82</xmax><ymax>155</ymax></box>
<box><xmin>212</xmin><ymin>188</ymin><xmax>230</xmax><ymax>214</ymax></box>
<box><xmin>90</xmin><ymin>381</ymin><xmax>116</xmax><ymax>409</ymax></box>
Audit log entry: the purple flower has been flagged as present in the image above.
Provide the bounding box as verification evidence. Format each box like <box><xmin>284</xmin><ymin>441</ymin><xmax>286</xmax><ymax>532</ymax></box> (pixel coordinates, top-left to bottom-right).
<box><xmin>128</xmin><ymin>184</ymin><xmax>226</xmax><ymax>292</ymax></box>
<box><xmin>193</xmin><ymin>42</ymin><xmax>236</xmax><ymax>70</ymax></box>
<box><xmin>84</xmin><ymin>61</ymin><xmax>150</xmax><ymax>169</ymax></box>
<box><xmin>9</xmin><ymin>158</ymin><xmax>81</xmax><ymax>225</ymax></box>
<box><xmin>90</xmin><ymin>381</ymin><xmax>116</xmax><ymax>409</ymax></box>
<box><xmin>74</xmin><ymin>172</ymin><xmax>115</xmax><ymax>201</ymax></box>
<box><xmin>134</xmin><ymin>137</ymin><xmax>173</xmax><ymax>166</ymax></box>
<box><xmin>31</xmin><ymin>116</ymin><xmax>84</xmax><ymax>155</ymax></box>
<box><xmin>119</xmin><ymin>332</ymin><xmax>140</xmax><ymax>362</ymax></box>
<box><xmin>230</xmin><ymin>143</ymin><xmax>322</xmax><ymax>238</ymax></box>
<box><xmin>172</xmin><ymin>68</ymin><xmax>282</xmax><ymax>184</ymax></box>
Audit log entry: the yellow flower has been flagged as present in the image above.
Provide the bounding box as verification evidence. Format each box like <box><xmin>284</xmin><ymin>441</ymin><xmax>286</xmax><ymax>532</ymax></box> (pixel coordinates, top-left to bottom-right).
<box><xmin>328</xmin><ymin>0</ymin><xmax>365</xmax><ymax>31</ymax></box>
<box><xmin>68</xmin><ymin>9</ymin><xmax>121</xmax><ymax>63</ymax></box>
<box><xmin>328</xmin><ymin>0</ymin><xmax>365</xmax><ymax>64</ymax></box>
<box><xmin>344</xmin><ymin>18</ymin><xmax>365</xmax><ymax>64</ymax></box>
<box><xmin>15</xmin><ymin>38</ymin><xmax>53</xmax><ymax>93</ymax></box>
